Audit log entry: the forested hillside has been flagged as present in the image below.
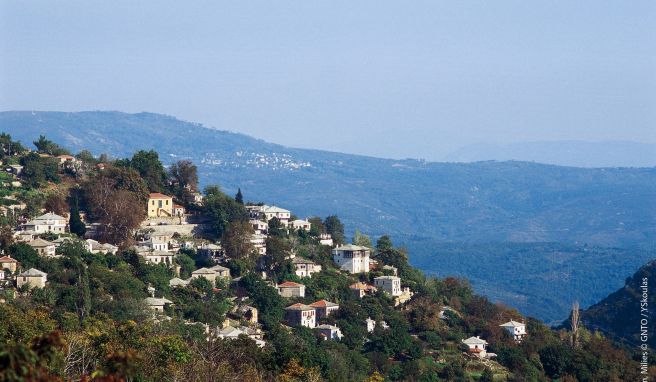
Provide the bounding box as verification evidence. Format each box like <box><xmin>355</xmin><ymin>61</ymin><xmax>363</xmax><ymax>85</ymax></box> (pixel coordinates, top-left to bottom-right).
<box><xmin>409</xmin><ymin>241</ymin><xmax>655</xmax><ymax>324</ymax></box>
<box><xmin>0</xmin><ymin>133</ymin><xmax>651</xmax><ymax>381</ymax></box>
<box><xmin>572</xmin><ymin>260</ymin><xmax>656</xmax><ymax>349</ymax></box>
<box><xmin>2</xmin><ymin>111</ymin><xmax>656</xmax><ymax>324</ymax></box>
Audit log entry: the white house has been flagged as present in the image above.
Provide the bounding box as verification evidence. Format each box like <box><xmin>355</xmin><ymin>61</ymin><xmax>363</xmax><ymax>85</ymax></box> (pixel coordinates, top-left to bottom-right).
<box><xmin>500</xmin><ymin>320</ymin><xmax>527</xmax><ymax>342</ymax></box>
<box><xmin>462</xmin><ymin>336</ymin><xmax>488</xmax><ymax>358</ymax></box>
<box><xmin>144</xmin><ymin>297</ymin><xmax>173</xmax><ymax>312</ymax></box>
<box><xmin>250</xmin><ymin>219</ymin><xmax>268</xmax><ymax>234</ymax></box>
<box><xmin>332</xmin><ymin>244</ymin><xmax>370</xmax><ymax>274</ymax></box>
<box><xmin>374</xmin><ymin>275</ymin><xmax>402</xmax><ymax>296</ymax></box>
<box><xmin>285</xmin><ymin>303</ymin><xmax>316</xmax><ymax>328</ymax></box>
<box><xmin>140</xmin><ymin>251</ymin><xmax>175</xmax><ymax>267</ymax></box>
<box><xmin>22</xmin><ymin>212</ymin><xmax>67</xmax><ymax>234</ymax></box>
<box><xmin>85</xmin><ymin>239</ymin><xmax>118</xmax><ymax>255</ymax></box>
<box><xmin>8</xmin><ymin>164</ymin><xmax>23</xmax><ymax>175</ymax></box>
<box><xmin>143</xmin><ymin>238</ymin><xmax>168</xmax><ymax>252</ymax></box>
<box><xmin>250</xmin><ymin>234</ymin><xmax>267</xmax><ymax>256</ymax></box>
<box><xmin>317</xmin><ymin>324</ymin><xmax>343</xmax><ymax>341</ymax></box>
<box><xmin>169</xmin><ymin>277</ymin><xmax>190</xmax><ymax>287</ymax></box>
<box><xmin>27</xmin><ymin>238</ymin><xmax>56</xmax><ymax>257</ymax></box>
<box><xmin>318</xmin><ymin>233</ymin><xmax>333</xmax><ymax>246</ymax></box>
<box><xmin>263</xmin><ymin>205</ymin><xmax>291</xmax><ymax>225</ymax></box>
<box><xmin>290</xmin><ymin>219</ymin><xmax>311</xmax><ymax>231</ymax></box>
<box><xmin>365</xmin><ymin>317</ymin><xmax>377</xmax><ymax>333</ymax></box>
<box><xmin>291</xmin><ymin>257</ymin><xmax>322</xmax><ymax>278</ymax></box>
<box><xmin>245</xmin><ymin>204</ymin><xmax>267</xmax><ymax>220</ymax></box>
<box><xmin>216</xmin><ymin>325</ymin><xmax>266</xmax><ymax>348</ymax></box>
<box><xmin>198</xmin><ymin>243</ymin><xmax>224</xmax><ymax>259</ymax></box>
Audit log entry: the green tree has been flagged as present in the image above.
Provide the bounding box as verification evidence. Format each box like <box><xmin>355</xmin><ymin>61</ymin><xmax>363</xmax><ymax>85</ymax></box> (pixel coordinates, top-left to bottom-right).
<box><xmin>8</xmin><ymin>243</ymin><xmax>41</xmax><ymax>270</ymax></box>
<box><xmin>69</xmin><ymin>198</ymin><xmax>86</xmax><ymax>237</ymax></box>
<box><xmin>119</xmin><ymin>150</ymin><xmax>168</xmax><ymax>192</ymax></box>
<box><xmin>235</xmin><ymin>188</ymin><xmax>244</xmax><ymax>204</ymax></box>
<box><xmin>324</xmin><ymin>215</ymin><xmax>344</xmax><ymax>244</ymax></box>
<box><xmin>0</xmin><ymin>225</ymin><xmax>14</xmax><ymax>250</ymax></box>
<box><xmin>169</xmin><ymin>160</ymin><xmax>198</xmax><ymax>203</ymax></box>
<box><xmin>20</xmin><ymin>153</ymin><xmax>60</xmax><ymax>187</ymax></box>
<box><xmin>268</xmin><ymin>217</ymin><xmax>285</xmax><ymax>237</ymax></box>
<box><xmin>75</xmin><ymin>149</ymin><xmax>97</xmax><ymax>164</ymax></box>
<box><xmin>222</xmin><ymin>221</ymin><xmax>255</xmax><ymax>267</ymax></box>
<box><xmin>0</xmin><ymin>133</ymin><xmax>25</xmax><ymax>158</ymax></box>
<box><xmin>307</xmin><ymin>217</ymin><xmax>324</xmax><ymax>237</ymax></box>
<box><xmin>33</xmin><ymin>135</ymin><xmax>69</xmax><ymax>155</ymax></box>
<box><xmin>376</xmin><ymin>235</ymin><xmax>393</xmax><ymax>251</ymax></box>
<box><xmin>352</xmin><ymin>230</ymin><xmax>372</xmax><ymax>247</ymax></box>
<box><xmin>176</xmin><ymin>253</ymin><xmax>196</xmax><ymax>279</ymax></box>
<box><xmin>539</xmin><ymin>343</ymin><xmax>572</xmax><ymax>379</ymax></box>
<box><xmin>479</xmin><ymin>368</ymin><xmax>494</xmax><ymax>382</ymax></box>
<box><xmin>203</xmin><ymin>187</ymin><xmax>248</xmax><ymax>238</ymax></box>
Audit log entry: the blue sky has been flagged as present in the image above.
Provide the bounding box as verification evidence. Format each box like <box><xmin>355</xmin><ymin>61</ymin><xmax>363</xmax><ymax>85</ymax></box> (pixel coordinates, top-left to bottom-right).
<box><xmin>1</xmin><ymin>1</ymin><xmax>654</xmax><ymax>160</ymax></box>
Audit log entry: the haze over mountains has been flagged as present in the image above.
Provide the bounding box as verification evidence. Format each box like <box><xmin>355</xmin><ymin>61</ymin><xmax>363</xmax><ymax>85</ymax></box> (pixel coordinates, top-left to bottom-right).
<box><xmin>444</xmin><ymin>140</ymin><xmax>656</xmax><ymax>168</ymax></box>
<box><xmin>2</xmin><ymin>110</ymin><xmax>655</xmax><ymax>323</ymax></box>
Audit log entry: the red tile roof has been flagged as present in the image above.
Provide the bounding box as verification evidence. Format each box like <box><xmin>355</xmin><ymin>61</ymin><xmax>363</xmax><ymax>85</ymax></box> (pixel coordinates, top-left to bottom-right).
<box><xmin>278</xmin><ymin>281</ymin><xmax>304</xmax><ymax>288</ymax></box>
<box><xmin>149</xmin><ymin>193</ymin><xmax>172</xmax><ymax>199</ymax></box>
<box><xmin>285</xmin><ymin>303</ymin><xmax>313</xmax><ymax>310</ymax></box>
<box><xmin>309</xmin><ymin>300</ymin><xmax>338</xmax><ymax>308</ymax></box>
<box><xmin>350</xmin><ymin>282</ymin><xmax>376</xmax><ymax>291</ymax></box>
<box><xmin>0</xmin><ymin>256</ymin><xmax>17</xmax><ymax>263</ymax></box>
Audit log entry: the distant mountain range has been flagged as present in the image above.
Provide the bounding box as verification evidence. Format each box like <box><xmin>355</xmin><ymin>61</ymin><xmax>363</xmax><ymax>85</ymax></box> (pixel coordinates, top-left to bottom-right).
<box><xmin>2</xmin><ymin>110</ymin><xmax>655</xmax><ymax>322</ymax></box>
<box><xmin>444</xmin><ymin>140</ymin><xmax>656</xmax><ymax>168</ymax></box>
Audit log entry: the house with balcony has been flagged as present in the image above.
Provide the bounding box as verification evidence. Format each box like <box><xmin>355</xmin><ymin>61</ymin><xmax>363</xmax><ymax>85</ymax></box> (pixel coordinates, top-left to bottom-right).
<box><xmin>333</xmin><ymin>244</ymin><xmax>370</xmax><ymax>273</ymax></box>
<box><xmin>374</xmin><ymin>275</ymin><xmax>402</xmax><ymax>296</ymax></box>
<box><xmin>263</xmin><ymin>205</ymin><xmax>291</xmax><ymax>225</ymax></box>
<box><xmin>462</xmin><ymin>336</ymin><xmax>489</xmax><ymax>358</ymax></box>
<box><xmin>22</xmin><ymin>212</ymin><xmax>67</xmax><ymax>234</ymax></box>
<box><xmin>500</xmin><ymin>320</ymin><xmax>527</xmax><ymax>342</ymax></box>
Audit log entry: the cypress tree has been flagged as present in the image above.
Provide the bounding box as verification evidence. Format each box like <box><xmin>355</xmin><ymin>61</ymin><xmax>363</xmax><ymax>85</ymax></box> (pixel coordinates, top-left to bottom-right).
<box><xmin>235</xmin><ymin>188</ymin><xmax>244</xmax><ymax>205</ymax></box>
<box><xmin>69</xmin><ymin>200</ymin><xmax>86</xmax><ymax>237</ymax></box>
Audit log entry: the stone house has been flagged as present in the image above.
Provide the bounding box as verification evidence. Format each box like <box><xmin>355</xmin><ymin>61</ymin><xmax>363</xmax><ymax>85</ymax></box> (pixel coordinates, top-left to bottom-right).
<box><xmin>277</xmin><ymin>281</ymin><xmax>306</xmax><ymax>298</ymax></box>
<box><xmin>285</xmin><ymin>303</ymin><xmax>316</xmax><ymax>328</ymax></box>
<box><xmin>17</xmin><ymin>268</ymin><xmax>47</xmax><ymax>289</ymax></box>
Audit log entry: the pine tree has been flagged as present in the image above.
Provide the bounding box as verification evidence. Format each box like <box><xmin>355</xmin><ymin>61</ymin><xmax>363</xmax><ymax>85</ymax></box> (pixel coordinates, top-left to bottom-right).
<box><xmin>235</xmin><ymin>188</ymin><xmax>244</xmax><ymax>205</ymax></box>
<box><xmin>69</xmin><ymin>200</ymin><xmax>86</xmax><ymax>237</ymax></box>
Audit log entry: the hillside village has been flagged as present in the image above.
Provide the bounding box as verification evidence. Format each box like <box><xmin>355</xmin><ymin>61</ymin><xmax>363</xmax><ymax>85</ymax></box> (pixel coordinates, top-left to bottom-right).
<box><xmin>0</xmin><ymin>133</ymin><xmax>650</xmax><ymax>381</ymax></box>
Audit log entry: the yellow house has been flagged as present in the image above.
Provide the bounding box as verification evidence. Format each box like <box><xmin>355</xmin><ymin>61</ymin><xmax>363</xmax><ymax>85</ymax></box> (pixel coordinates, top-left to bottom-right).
<box><xmin>148</xmin><ymin>193</ymin><xmax>173</xmax><ymax>217</ymax></box>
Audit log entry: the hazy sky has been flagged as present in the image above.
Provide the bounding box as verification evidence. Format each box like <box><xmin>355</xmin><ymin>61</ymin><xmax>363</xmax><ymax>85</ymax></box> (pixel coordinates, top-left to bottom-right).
<box><xmin>1</xmin><ymin>1</ymin><xmax>654</xmax><ymax>160</ymax></box>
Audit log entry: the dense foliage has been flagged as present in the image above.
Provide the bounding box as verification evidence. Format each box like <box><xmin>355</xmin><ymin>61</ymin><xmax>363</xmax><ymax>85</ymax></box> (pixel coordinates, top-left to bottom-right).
<box><xmin>3</xmin><ymin>111</ymin><xmax>656</xmax><ymax>325</ymax></box>
<box><xmin>0</xmin><ymin>133</ymin><xmax>653</xmax><ymax>381</ymax></box>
